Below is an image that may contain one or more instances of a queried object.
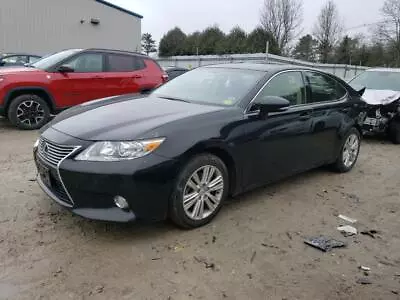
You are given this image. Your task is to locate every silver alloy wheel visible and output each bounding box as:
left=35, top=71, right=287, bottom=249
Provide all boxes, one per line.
left=16, top=100, right=45, bottom=126
left=183, top=165, right=224, bottom=221
left=342, top=133, right=359, bottom=168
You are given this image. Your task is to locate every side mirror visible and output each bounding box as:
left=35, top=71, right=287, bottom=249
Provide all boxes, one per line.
left=57, top=65, right=74, bottom=73
left=251, top=96, right=290, bottom=116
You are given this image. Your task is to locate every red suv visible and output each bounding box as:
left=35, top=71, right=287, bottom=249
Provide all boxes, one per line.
left=0, top=49, right=167, bottom=130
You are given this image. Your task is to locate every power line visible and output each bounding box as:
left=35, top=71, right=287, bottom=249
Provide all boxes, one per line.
left=345, top=20, right=392, bottom=31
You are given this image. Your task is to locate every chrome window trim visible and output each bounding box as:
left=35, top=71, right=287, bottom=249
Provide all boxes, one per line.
left=244, top=69, right=349, bottom=116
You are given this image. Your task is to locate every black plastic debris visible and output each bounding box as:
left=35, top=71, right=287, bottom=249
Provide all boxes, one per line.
left=304, top=236, right=347, bottom=252
left=360, top=229, right=379, bottom=239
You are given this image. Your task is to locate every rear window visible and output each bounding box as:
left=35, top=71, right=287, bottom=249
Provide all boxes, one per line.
left=107, top=54, right=145, bottom=72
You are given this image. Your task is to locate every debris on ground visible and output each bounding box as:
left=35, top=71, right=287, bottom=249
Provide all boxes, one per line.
left=247, top=273, right=253, bottom=279
left=261, top=243, right=279, bottom=249
left=212, top=236, right=216, bottom=243
left=286, top=232, right=293, bottom=240
left=338, top=214, right=358, bottom=224
left=356, top=277, right=372, bottom=285
left=337, top=225, right=358, bottom=237
left=392, top=291, right=399, bottom=295
left=194, top=256, right=216, bottom=270
left=304, top=236, right=347, bottom=252
left=360, top=229, right=379, bottom=239
left=250, top=251, right=257, bottom=263
left=359, top=266, right=371, bottom=272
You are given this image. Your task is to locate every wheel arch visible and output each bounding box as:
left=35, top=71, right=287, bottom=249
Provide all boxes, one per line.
left=4, top=87, right=56, bottom=113
left=179, top=144, right=239, bottom=196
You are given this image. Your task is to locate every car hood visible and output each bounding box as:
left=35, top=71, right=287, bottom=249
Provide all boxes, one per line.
left=0, top=66, right=42, bottom=75
left=49, top=95, right=225, bottom=141
left=362, top=89, right=400, bottom=105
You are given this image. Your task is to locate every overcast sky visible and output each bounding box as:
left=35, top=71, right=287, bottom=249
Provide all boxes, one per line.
left=109, top=0, right=385, bottom=43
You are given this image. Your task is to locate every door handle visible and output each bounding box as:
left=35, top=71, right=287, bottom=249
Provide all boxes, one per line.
left=299, top=111, right=312, bottom=120
left=132, top=74, right=142, bottom=79
left=94, top=75, right=104, bottom=79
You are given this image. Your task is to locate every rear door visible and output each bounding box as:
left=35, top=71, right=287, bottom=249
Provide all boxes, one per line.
left=303, top=71, right=350, bottom=165
left=103, top=54, right=150, bottom=96
left=241, top=71, right=315, bottom=188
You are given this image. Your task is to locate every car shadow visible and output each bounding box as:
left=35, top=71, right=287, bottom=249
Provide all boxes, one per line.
left=53, top=167, right=332, bottom=244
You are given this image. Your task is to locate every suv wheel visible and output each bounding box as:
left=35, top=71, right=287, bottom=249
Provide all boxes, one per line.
left=169, top=154, right=229, bottom=229
left=8, top=94, right=50, bottom=130
left=389, top=120, right=400, bottom=144
left=333, top=128, right=361, bottom=173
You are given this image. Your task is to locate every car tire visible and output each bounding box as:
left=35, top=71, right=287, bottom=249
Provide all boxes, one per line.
left=8, top=94, right=50, bottom=130
left=389, top=120, right=400, bottom=144
left=169, top=154, right=229, bottom=229
left=332, top=128, right=361, bottom=173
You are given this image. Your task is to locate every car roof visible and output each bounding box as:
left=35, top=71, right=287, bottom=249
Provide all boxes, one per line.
left=165, top=67, right=189, bottom=71
left=366, top=67, right=400, bottom=73
left=1, top=53, right=41, bottom=57
left=205, top=63, right=318, bottom=73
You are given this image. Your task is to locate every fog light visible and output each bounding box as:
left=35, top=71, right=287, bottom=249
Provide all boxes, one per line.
left=114, top=196, right=129, bottom=209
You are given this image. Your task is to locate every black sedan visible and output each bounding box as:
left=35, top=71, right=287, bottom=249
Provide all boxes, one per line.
left=34, top=64, right=366, bottom=228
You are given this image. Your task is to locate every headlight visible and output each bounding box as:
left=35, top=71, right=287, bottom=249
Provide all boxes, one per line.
left=75, top=138, right=165, bottom=161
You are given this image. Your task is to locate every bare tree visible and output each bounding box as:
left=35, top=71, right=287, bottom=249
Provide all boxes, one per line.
left=314, top=0, right=342, bottom=63
left=260, top=0, right=303, bottom=54
left=376, top=0, right=400, bottom=65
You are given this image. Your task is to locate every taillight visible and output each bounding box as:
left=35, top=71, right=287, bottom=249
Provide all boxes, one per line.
left=162, top=73, right=169, bottom=83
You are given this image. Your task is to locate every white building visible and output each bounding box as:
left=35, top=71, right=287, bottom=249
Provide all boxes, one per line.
left=0, top=0, right=142, bottom=55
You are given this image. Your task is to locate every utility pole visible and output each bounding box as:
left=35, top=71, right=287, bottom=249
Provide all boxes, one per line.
left=265, top=41, right=269, bottom=62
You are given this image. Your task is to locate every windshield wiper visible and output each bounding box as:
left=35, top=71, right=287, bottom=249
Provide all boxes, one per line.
left=158, top=96, right=190, bottom=103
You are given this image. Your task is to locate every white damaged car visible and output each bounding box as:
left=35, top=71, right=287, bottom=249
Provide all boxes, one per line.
left=349, top=68, right=400, bottom=144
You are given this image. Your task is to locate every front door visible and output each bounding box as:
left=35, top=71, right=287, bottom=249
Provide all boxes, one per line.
left=241, top=71, right=314, bottom=189
left=49, top=52, right=106, bottom=107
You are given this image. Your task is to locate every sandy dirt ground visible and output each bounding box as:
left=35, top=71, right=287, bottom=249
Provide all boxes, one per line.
left=0, top=117, right=399, bottom=300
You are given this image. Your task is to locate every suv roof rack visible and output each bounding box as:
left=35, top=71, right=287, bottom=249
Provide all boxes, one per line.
left=85, top=48, right=147, bottom=57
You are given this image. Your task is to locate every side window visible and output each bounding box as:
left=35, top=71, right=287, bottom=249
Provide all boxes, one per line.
left=64, top=53, right=104, bottom=73
left=134, top=57, right=146, bottom=70
left=107, top=54, right=145, bottom=72
left=305, top=71, right=347, bottom=103
left=256, top=71, right=306, bottom=106
left=2, top=55, right=27, bottom=65
left=29, top=56, right=40, bottom=64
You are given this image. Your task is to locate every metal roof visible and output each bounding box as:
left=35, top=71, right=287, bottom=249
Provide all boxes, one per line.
left=366, top=67, right=400, bottom=73
left=95, top=0, right=143, bottom=19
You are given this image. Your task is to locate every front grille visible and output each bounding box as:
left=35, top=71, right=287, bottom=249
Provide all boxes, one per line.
left=38, top=138, right=78, bottom=167
left=49, top=173, right=72, bottom=205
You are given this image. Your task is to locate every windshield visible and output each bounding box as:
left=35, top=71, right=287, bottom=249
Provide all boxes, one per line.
left=153, top=67, right=265, bottom=106
left=349, top=71, right=400, bottom=91
left=31, top=49, right=81, bottom=70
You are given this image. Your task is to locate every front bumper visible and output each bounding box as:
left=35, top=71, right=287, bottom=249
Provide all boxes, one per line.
left=34, top=128, right=180, bottom=222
